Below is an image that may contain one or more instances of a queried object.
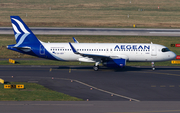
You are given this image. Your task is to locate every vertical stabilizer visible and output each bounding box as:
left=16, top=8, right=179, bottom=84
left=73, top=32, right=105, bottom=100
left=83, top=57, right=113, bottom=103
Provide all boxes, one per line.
left=10, top=16, right=40, bottom=47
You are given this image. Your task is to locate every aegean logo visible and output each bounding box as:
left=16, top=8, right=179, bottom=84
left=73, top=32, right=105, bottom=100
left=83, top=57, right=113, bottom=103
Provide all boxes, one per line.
left=114, top=45, right=150, bottom=50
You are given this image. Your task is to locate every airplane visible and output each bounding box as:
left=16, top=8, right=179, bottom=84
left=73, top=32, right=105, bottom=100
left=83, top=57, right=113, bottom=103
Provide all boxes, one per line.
left=7, top=16, right=176, bottom=71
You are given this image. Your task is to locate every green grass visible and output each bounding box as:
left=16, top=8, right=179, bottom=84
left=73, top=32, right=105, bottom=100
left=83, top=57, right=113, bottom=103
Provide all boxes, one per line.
left=0, top=82, right=82, bottom=101
left=1, top=0, right=180, bottom=27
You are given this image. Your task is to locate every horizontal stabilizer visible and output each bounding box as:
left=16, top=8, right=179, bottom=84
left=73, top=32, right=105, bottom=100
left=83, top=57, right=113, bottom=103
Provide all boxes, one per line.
left=12, top=46, right=31, bottom=52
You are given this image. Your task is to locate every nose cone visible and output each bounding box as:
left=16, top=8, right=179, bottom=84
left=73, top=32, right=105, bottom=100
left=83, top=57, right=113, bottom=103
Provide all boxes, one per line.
left=171, top=52, right=176, bottom=59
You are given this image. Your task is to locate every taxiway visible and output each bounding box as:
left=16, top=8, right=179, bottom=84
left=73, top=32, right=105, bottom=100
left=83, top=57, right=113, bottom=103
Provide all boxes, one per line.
left=0, top=65, right=180, bottom=101
left=1, top=65, right=180, bottom=113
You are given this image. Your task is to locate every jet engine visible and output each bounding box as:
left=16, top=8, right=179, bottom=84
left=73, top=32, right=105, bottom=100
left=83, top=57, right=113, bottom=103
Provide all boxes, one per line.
left=102, top=59, right=126, bottom=68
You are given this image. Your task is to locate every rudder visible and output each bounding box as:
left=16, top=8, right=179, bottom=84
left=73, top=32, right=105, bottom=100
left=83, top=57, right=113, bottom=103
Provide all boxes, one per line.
left=10, top=16, right=40, bottom=47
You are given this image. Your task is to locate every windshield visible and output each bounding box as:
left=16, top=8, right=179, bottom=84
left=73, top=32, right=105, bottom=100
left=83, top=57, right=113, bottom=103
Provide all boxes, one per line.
left=162, top=48, right=170, bottom=52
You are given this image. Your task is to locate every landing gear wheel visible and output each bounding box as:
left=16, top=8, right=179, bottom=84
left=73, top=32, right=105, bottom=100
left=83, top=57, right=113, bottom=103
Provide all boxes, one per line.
left=151, top=62, right=155, bottom=71
left=93, top=65, right=99, bottom=71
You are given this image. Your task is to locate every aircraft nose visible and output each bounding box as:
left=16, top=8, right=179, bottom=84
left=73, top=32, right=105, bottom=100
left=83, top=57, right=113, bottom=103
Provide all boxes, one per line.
left=171, top=52, right=176, bottom=59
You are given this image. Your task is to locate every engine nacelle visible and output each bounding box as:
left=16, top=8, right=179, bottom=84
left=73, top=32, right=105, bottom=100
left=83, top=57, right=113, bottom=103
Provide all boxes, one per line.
left=103, top=59, right=126, bottom=68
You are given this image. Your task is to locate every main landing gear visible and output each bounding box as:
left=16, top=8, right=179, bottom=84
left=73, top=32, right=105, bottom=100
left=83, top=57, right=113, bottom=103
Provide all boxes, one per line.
left=93, top=62, right=100, bottom=71
left=151, top=62, right=155, bottom=71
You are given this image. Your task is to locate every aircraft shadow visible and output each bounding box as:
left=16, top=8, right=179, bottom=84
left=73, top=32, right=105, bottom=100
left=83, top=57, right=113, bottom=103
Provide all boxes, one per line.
left=113, top=66, right=180, bottom=72
left=53, top=66, right=180, bottom=72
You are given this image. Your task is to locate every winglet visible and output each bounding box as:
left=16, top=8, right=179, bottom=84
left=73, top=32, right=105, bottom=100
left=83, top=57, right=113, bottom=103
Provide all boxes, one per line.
left=69, top=42, right=79, bottom=54
left=72, top=37, right=79, bottom=43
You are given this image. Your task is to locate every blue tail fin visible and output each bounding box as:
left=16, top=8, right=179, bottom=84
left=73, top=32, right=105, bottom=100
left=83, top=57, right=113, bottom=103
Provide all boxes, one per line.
left=10, top=16, right=40, bottom=47
left=8, top=16, right=62, bottom=61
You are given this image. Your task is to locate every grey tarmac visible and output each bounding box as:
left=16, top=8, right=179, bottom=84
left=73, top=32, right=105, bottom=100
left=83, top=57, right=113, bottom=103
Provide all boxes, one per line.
left=0, top=101, right=180, bottom=113
left=0, top=65, right=180, bottom=101
left=0, top=65, right=180, bottom=113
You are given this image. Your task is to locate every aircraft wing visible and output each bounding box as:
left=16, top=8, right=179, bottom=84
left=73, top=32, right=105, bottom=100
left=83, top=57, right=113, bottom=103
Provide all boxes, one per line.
left=69, top=42, right=128, bottom=60
left=69, top=42, right=108, bottom=58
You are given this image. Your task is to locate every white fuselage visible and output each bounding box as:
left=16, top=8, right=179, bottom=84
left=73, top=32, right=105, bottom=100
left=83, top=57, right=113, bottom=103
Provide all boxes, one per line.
left=41, top=43, right=176, bottom=62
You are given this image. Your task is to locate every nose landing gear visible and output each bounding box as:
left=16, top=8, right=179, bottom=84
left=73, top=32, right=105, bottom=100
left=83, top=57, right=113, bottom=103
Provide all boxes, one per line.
left=151, top=62, right=155, bottom=71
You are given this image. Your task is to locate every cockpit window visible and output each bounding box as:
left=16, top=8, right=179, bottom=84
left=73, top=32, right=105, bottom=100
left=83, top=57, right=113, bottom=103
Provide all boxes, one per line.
left=162, top=48, right=170, bottom=52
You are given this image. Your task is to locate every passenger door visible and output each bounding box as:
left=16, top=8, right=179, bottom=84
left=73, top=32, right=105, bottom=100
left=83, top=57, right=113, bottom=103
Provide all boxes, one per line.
left=151, top=45, right=157, bottom=56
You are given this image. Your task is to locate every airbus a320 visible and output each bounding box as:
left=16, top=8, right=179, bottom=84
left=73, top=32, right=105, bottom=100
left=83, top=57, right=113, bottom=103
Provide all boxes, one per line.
left=7, top=16, right=176, bottom=71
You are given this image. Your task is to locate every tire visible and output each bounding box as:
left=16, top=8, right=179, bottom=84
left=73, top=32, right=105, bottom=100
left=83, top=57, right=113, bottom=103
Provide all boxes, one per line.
left=93, top=66, right=99, bottom=71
